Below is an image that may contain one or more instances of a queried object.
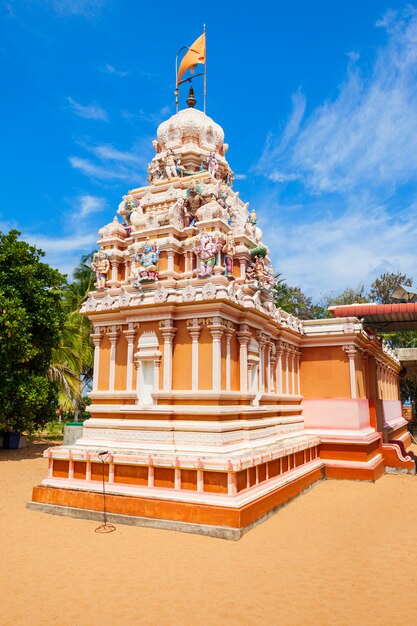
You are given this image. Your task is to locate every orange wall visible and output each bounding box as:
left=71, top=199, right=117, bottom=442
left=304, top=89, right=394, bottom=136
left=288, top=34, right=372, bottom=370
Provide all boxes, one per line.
left=158, top=251, right=168, bottom=272
left=98, top=334, right=110, bottom=391
left=221, top=334, right=226, bottom=390
left=230, top=330, right=240, bottom=391
left=115, top=328, right=128, bottom=391
left=300, top=346, right=350, bottom=398
left=354, top=352, right=366, bottom=399
left=199, top=324, right=212, bottom=390
left=172, top=320, right=192, bottom=390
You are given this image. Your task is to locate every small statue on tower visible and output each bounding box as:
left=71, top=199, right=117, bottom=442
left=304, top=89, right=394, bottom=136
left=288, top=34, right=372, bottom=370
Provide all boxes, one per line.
left=192, top=231, right=222, bottom=277
left=118, top=193, right=139, bottom=226
left=134, top=239, right=160, bottom=282
left=91, top=250, right=110, bottom=290
left=222, top=236, right=236, bottom=277
left=183, top=181, right=206, bottom=227
left=224, top=167, right=234, bottom=187
left=164, top=152, right=178, bottom=179
left=206, top=151, right=219, bottom=177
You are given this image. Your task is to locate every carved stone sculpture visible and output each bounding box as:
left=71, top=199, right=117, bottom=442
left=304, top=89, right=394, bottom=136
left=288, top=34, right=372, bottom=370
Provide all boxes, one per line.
left=183, top=181, right=206, bottom=227
left=91, top=250, right=110, bottom=290
left=192, top=231, right=222, bottom=277
left=134, top=240, right=160, bottom=282
left=222, top=236, right=236, bottom=276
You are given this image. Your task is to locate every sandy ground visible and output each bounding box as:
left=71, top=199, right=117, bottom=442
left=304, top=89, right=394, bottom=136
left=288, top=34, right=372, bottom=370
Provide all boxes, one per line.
left=1, top=442, right=417, bottom=626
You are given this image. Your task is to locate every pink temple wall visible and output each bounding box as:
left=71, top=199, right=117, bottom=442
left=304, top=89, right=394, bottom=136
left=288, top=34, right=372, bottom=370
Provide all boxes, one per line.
left=302, top=398, right=371, bottom=431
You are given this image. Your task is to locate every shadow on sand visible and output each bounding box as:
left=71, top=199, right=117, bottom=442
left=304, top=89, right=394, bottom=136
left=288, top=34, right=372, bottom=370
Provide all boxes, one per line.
left=0, top=438, right=63, bottom=462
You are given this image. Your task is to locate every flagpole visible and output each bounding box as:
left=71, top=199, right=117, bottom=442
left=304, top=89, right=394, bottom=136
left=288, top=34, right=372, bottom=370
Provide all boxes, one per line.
left=203, top=24, right=207, bottom=114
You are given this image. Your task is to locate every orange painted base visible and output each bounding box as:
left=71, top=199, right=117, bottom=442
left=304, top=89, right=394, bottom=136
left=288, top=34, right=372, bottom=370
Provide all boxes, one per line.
left=325, top=461, right=385, bottom=481
left=31, top=466, right=324, bottom=531
left=320, top=437, right=385, bottom=481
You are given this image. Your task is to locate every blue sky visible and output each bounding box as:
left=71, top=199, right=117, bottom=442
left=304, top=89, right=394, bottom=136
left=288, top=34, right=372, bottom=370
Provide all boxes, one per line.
left=1, top=0, right=417, bottom=299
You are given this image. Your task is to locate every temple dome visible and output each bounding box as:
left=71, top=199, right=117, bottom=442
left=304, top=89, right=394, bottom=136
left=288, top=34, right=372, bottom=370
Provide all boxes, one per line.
left=155, top=107, right=226, bottom=155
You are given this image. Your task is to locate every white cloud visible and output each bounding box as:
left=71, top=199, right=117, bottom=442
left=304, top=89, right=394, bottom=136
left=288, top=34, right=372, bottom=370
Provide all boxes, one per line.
left=123, top=105, right=172, bottom=125
left=252, top=7, right=417, bottom=299
left=91, top=144, right=142, bottom=163
left=67, top=97, right=108, bottom=121
left=69, top=156, right=134, bottom=181
left=23, top=231, right=99, bottom=278
left=101, top=63, right=128, bottom=77
left=234, top=174, right=247, bottom=180
left=41, top=0, right=106, bottom=18
left=267, top=172, right=298, bottom=183
left=69, top=137, right=153, bottom=183
left=257, top=7, right=417, bottom=195
left=263, top=198, right=417, bottom=298
left=78, top=194, right=105, bottom=218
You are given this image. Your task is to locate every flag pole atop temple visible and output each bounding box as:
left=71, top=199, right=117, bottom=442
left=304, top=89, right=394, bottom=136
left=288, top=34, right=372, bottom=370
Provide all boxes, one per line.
left=175, top=27, right=206, bottom=113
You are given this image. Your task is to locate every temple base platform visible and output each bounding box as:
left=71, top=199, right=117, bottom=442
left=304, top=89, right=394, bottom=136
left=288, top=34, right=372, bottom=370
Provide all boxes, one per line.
left=29, top=464, right=323, bottom=540
left=29, top=435, right=326, bottom=539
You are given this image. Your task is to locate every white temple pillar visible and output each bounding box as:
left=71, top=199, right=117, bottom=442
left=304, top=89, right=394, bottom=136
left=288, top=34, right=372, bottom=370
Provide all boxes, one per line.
left=270, top=355, right=276, bottom=393
left=107, top=327, right=119, bottom=392
left=159, top=320, right=177, bottom=391
left=237, top=324, right=251, bottom=394
left=362, top=352, right=370, bottom=399
left=343, top=345, right=357, bottom=399
left=225, top=327, right=235, bottom=391
left=257, top=333, right=266, bottom=394
left=110, top=260, right=119, bottom=283
left=167, top=250, right=175, bottom=274
left=184, top=251, right=191, bottom=274
left=291, top=348, right=296, bottom=396
left=90, top=328, right=103, bottom=392
left=239, top=259, right=246, bottom=281
left=285, top=345, right=290, bottom=395
left=296, top=350, right=301, bottom=395
left=209, top=317, right=224, bottom=392
left=187, top=319, right=202, bottom=391
left=124, top=323, right=137, bottom=391
left=276, top=343, right=283, bottom=395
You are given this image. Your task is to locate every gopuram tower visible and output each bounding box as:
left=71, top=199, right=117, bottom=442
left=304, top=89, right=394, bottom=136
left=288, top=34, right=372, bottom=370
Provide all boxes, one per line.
left=30, top=84, right=410, bottom=538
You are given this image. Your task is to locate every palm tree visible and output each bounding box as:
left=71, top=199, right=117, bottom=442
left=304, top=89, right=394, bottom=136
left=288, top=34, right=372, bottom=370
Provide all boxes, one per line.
left=48, top=253, right=95, bottom=413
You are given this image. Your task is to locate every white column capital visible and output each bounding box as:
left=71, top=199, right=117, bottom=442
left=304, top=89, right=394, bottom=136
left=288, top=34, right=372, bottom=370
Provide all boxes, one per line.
left=343, top=344, right=357, bottom=359
left=159, top=320, right=177, bottom=342
left=90, top=330, right=103, bottom=348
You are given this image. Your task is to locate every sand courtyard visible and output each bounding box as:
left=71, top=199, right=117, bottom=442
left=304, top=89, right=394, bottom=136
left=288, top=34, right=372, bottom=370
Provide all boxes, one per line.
left=0, top=440, right=416, bottom=626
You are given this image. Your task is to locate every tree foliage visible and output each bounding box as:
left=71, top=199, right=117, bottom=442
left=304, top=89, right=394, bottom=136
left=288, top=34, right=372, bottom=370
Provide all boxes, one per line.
left=49, top=253, right=95, bottom=413
left=368, top=271, right=413, bottom=304
left=0, top=230, right=66, bottom=432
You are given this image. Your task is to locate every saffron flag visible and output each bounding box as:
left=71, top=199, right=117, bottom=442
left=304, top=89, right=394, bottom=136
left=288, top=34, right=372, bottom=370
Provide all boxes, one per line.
left=176, top=33, right=206, bottom=87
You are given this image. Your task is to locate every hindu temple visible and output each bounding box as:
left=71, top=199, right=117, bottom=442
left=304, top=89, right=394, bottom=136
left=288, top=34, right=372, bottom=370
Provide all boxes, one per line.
left=29, top=83, right=414, bottom=539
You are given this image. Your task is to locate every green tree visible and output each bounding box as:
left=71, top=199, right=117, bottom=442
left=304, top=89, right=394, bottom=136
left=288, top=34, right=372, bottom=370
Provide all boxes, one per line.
left=273, top=274, right=320, bottom=320
left=368, top=271, right=413, bottom=304
left=49, top=253, right=95, bottom=413
left=0, top=230, right=66, bottom=433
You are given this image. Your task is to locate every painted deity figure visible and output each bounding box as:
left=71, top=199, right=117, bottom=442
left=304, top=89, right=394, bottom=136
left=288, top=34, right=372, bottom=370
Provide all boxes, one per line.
left=118, top=193, right=139, bottom=226
left=222, top=237, right=236, bottom=276
left=193, top=231, right=222, bottom=277
left=183, top=181, right=206, bottom=227
left=91, top=250, right=110, bottom=289
left=245, top=254, right=276, bottom=290
left=148, top=160, right=163, bottom=182
left=248, top=209, right=257, bottom=226
left=169, top=196, right=185, bottom=229
left=206, top=151, right=219, bottom=177
left=134, top=240, right=160, bottom=282
left=216, top=181, right=229, bottom=210
left=164, top=152, right=177, bottom=179
left=225, top=167, right=234, bottom=187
